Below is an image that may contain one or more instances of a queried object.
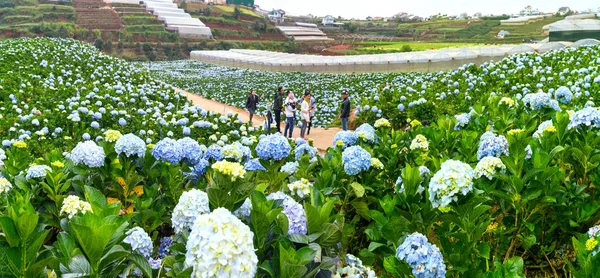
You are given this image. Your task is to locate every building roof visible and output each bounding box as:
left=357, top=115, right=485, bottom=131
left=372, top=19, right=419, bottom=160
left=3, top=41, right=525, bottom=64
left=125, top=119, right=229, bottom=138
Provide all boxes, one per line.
left=558, top=7, right=570, bottom=12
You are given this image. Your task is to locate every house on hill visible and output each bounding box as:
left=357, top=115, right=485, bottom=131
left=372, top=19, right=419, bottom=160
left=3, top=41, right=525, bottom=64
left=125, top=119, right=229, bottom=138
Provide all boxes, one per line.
left=558, top=7, right=571, bottom=16
left=268, top=9, right=285, bottom=24
left=322, top=15, right=335, bottom=25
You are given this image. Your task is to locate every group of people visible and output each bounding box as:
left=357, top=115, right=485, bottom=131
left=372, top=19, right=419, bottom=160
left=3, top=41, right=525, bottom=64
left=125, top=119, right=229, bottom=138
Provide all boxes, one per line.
left=245, top=87, right=351, bottom=139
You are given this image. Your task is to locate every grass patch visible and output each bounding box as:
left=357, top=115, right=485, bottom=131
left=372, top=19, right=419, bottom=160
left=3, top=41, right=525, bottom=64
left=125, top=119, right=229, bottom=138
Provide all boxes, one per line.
left=356, top=42, right=480, bottom=52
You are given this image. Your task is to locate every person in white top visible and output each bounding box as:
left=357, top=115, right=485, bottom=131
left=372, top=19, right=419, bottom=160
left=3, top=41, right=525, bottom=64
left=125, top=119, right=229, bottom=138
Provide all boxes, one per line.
left=300, top=91, right=311, bottom=139
left=283, top=91, right=297, bottom=138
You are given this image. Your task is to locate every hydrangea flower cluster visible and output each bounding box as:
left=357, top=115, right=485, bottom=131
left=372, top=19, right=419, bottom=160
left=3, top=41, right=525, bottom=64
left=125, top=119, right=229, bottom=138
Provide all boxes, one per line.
left=70, top=141, right=106, bottom=168
left=267, top=192, right=307, bottom=235
left=172, top=189, right=210, bottom=234
left=60, top=195, right=92, bottom=219
left=332, top=131, right=358, bottom=149
left=332, top=254, right=376, bottom=278
left=244, top=158, right=266, bottom=171
left=410, top=134, right=429, bottom=151
left=396, top=232, right=446, bottom=278
left=287, top=178, right=311, bottom=198
left=533, top=120, right=555, bottom=139
left=158, top=237, right=174, bottom=259
left=192, top=158, right=210, bottom=178
left=255, top=134, right=291, bottom=161
left=152, top=138, right=183, bottom=164
left=294, top=143, right=318, bottom=160
left=374, top=118, right=391, bottom=128
left=281, top=161, right=299, bottom=175
left=475, top=157, right=506, bottom=180
left=26, top=165, right=51, bottom=179
left=586, top=225, right=600, bottom=256
left=211, top=161, right=246, bottom=181
left=233, top=198, right=252, bottom=219
left=499, top=97, right=515, bottom=107
left=114, top=133, right=146, bottom=158
left=0, top=175, right=12, bottom=194
left=204, top=144, right=223, bottom=161
left=124, top=227, right=153, bottom=258
left=342, top=146, right=372, bottom=176
left=177, top=137, right=204, bottom=165
left=568, top=107, right=600, bottom=129
left=554, top=86, right=573, bottom=104
left=221, top=142, right=245, bottom=162
left=104, top=130, right=122, bottom=142
left=185, top=208, right=258, bottom=278
left=371, top=158, right=384, bottom=169
left=355, top=123, right=376, bottom=143
left=477, top=131, right=509, bottom=160
left=454, top=112, right=472, bottom=130
left=522, top=92, right=561, bottom=111
left=428, top=160, right=475, bottom=208
left=525, top=145, right=532, bottom=160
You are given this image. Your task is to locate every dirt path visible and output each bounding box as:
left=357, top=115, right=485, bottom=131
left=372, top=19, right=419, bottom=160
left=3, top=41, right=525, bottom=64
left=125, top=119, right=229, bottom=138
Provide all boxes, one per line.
left=180, top=90, right=341, bottom=152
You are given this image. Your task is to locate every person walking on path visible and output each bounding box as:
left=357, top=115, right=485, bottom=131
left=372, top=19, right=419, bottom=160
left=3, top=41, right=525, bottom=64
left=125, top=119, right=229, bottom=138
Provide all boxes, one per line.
left=340, top=90, right=350, bottom=131
left=273, top=87, right=284, bottom=134
left=307, top=92, right=316, bottom=135
left=283, top=91, right=297, bottom=138
left=300, top=91, right=311, bottom=139
left=245, top=89, right=262, bottom=123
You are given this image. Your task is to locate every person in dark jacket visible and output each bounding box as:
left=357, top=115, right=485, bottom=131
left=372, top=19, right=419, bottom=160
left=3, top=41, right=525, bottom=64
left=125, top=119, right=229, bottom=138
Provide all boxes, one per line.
left=245, top=89, right=260, bottom=123
left=340, top=90, right=350, bottom=131
left=273, top=87, right=284, bottom=133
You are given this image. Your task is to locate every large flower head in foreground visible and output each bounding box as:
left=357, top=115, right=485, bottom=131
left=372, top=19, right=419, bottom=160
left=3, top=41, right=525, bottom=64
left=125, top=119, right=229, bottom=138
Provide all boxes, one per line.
left=428, top=159, right=475, bottom=208
left=185, top=208, right=258, bottom=278
left=177, top=137, right=204, bottom=165
left=475, top=156, right=506, bottom=180
left=568, top=107, right=600, bottom=130
left=267, top=192, right=307, bottom=235
left=70, top=141, right=106, bottom=168
left=396, top=232, right=446, bottom=278
left=152, top=138, right=183, bottom=164
left=211, top=161, right=246, bottom=181
left=124, top=227, right=153, bottom=258
left=342, top=146, right=372, bottom=176
left=477, top=131, right=509, bottom=160
left=172, top=189, right=210, bottom=235
left=332, top=131, right=358, bottom=149
left=256, top=134, right=291, bottom=161
left=60, top=195, right=92, bottom=219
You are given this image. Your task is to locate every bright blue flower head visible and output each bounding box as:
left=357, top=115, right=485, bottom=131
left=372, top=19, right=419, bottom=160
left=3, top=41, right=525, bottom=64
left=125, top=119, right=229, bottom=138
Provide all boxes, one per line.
left=152, top=138, right=183, bottom=164
left=554, top=86, right=572, bottom=104
left=124, top=227, right=153, bottom=259
left=568, top=107, right=600, bottom=129
left=294, top=144, right=318, bottom=160
left=71, top=141, right=106, bottom=168
left=396, top=232, right=446, bottom=278
left=193, top=158, right=210, bottom=177
left=332, top=131, right=358, bottom=148
left=26, top=165, right=51, bottom=179
left=177, top=137, right=203, bottom=165
left=477, top=131, right=509, bottom=160
left=342, top=146, right=372, bottom=176
left=355, top=123, right=376, bottom=143
left=244, top=158, right=266, bottom=171
left=115, top=133, right=146, bottom=158
left=256, top=134, right=291, bottom=161
left=203, top=145, right=223, bottom=161
left=267, top=192, right=307, bottom=235
left=118, top=118, right=127, bottom=126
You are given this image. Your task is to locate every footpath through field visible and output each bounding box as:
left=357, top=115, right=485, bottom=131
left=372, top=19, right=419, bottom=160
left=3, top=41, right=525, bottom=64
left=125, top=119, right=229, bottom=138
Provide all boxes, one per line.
left=180, top=90, right=340, bottom=152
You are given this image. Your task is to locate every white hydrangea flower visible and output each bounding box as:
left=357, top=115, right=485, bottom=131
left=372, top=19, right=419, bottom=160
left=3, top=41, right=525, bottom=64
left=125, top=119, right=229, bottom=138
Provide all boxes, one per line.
left=287, top=178, right=312, bottom=198
left=475, top=156, right=506, bottom=180
left=185, top=208, right=258, bottom=278
left=124, top=227, right=153, bottom=258
left=172, top=189, right=210, bottom=234
left=410, top=134, right=429, bottom=151
left=0, top=176, right=12, bottom=194
left=60, top=195, right=92, bottom=219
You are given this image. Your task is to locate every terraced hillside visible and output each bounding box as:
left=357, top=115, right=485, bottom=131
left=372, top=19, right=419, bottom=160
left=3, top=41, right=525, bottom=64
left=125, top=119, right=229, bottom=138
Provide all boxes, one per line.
left=74, top=0, right=122, bottom=31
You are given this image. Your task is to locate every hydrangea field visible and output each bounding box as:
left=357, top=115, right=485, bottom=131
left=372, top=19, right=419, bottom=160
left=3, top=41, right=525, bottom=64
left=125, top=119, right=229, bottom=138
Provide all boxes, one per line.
left=3, top=37, right=600, bottom=278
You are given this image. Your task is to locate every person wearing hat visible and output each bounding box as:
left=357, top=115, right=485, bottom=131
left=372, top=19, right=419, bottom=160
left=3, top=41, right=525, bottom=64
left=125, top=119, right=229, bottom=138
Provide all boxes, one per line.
left=300, top=90, right=311, bottom=139
left=340, top=90, right=350, bottom=131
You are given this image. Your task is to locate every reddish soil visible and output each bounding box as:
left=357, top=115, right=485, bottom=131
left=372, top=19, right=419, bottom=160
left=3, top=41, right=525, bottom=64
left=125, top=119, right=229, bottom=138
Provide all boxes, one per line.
left=329, top=44, right=351, bottom=50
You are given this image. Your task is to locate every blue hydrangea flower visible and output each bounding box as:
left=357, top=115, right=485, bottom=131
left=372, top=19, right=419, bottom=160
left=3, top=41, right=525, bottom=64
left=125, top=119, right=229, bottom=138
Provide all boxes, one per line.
left=342, top=146, right=372, bottom=176
left=294, top=144, right=318, bottom=160
left=428, top=160, right=475, bottom=208
left=115, top=134, right=145, bottom=157
left=396, top=233, right=446, bottom=278
left=152, top=138, right=183, bottom=164
left=332, top=131, right=358, bottom=148
left=82, top=133, right=91, bottom=141
left=158, top=237, right=174, bottom=259
left=70, top=141, right=106, bottom=168
left=267, top=192, right=307, bottom=235
left=177, top=137, right=204, bottom=165
left=148, top=258, right=161, bottom=270
left=118, top=118, right=127, bottom=126
left=554, top=86, right=573, bottom=104
left=193, top=159, right=210, bottom=177
left=525, top=145, right=532, bottom=160
left=91, top=121, right=100, bottom=129
left=477, top=131, right=509, bottom=160
left=244, top=158, right=266, bottom=171
left=203, top=145, right=223, bottom=161
left=295, top=138, right=306, bottom=146
left=454, top=112, right=472, bottom=130
left=568, top=107, right=600, bottom=129
left=26, top=165, right=51, bottom=179
left=355, top=123, right=376, bottom=143
left=281, top=161, right=299, bottom=175
left=522, top=92, right=561, bottom=111
left=124, top=227, right=153, bottom=258
left=256, top=134, right=291, bottom=161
